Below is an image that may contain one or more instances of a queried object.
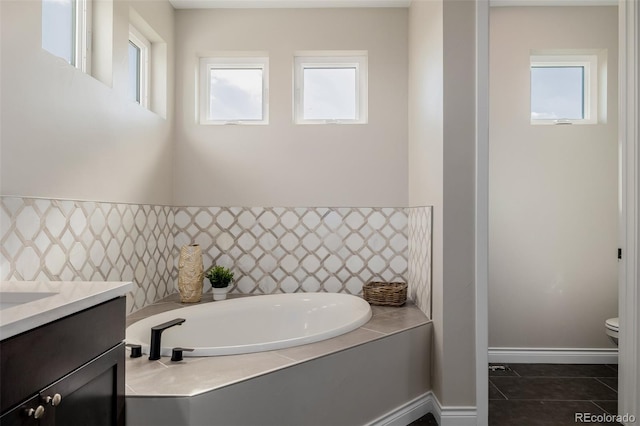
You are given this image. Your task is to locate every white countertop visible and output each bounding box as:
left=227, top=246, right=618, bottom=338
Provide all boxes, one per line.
left=0, top=281, right=133, bottom=340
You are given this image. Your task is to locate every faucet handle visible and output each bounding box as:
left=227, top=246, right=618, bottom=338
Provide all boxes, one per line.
left=170, top=347, right=194, bottom=362
left=126, top=343, right=143, bottom=358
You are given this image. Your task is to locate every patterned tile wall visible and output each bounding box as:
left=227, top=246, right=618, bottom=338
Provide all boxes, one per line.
left=408, top=206, right=432, bottom=317
left=1, top=197, right=432, bottom=315
left=174, top=207, right=409, bottom=295
left=0, top=197, right=175, bottom=313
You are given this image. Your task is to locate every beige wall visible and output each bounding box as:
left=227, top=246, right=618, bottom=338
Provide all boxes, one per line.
left=408, top=0, right=476, bottom=408
left=489, top=7, right=618, bottom=349
left=173, top=8, right=408, bottom=207
left=409, top=0, right=444, bottom=403
left=0, top=0, right=175, bottom=205
left=441, top=0, right=476, bottom=407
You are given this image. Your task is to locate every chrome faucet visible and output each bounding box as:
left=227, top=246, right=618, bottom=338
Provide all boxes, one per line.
left=149, top=318, right=186, bottom=360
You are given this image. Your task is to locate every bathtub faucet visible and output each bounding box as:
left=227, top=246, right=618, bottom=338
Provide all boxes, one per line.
left=149, top=318, right=186, bottom=360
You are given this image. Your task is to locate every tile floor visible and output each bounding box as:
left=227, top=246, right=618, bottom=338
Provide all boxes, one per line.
left=489, top=363, right=621, bottom=426
left=409, top=413, right=439, bottom=425
left=409, top=363, right=621, bottom=426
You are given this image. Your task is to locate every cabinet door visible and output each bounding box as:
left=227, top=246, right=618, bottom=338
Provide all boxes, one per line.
left=1, top=297, right=125, bottom=415
left=38, top=343, right=125, bottom=426
left=0, top=394, right=44, bottom=426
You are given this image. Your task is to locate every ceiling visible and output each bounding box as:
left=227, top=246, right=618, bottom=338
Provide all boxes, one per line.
left=168, top=0, right=617, bottom=8
left=168, top=0, right=411, bottom=8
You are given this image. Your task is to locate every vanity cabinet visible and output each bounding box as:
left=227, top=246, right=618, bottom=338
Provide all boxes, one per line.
left=0, top=297, right=126, bottom=426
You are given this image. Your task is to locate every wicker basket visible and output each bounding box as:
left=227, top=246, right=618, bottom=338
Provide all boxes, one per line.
left=362, top=282, right=407, bottom=306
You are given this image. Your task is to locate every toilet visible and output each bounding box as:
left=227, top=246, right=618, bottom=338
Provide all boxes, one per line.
left=605, top=317, right=619, bottom=346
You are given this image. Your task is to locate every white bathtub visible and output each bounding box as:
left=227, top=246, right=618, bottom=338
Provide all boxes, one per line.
left=125, top=292, right=372, bottom=357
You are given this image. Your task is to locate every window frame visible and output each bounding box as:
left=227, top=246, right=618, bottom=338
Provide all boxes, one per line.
left=199, top=56, right=270, bottom=125
left=128, top=24, right=150, bottom=108
left=41, top=0, right=91, bottom=73
left=293, top=54, right=368, bottom=125
left=530, top=54, right=598, bottom=125
left=75, top=0, right=91, bottom=73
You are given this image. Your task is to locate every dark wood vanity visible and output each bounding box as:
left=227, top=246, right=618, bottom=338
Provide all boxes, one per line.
left=0, top=297, right=126, bottom=426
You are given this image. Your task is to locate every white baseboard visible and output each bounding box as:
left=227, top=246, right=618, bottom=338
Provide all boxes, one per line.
left=429, top=394, right=477, bottom=426
left=366, top=392, right=434, bottom=426
left=489, top=347, right=619, bottom=364
left=367, top=391, right=477, bottom=426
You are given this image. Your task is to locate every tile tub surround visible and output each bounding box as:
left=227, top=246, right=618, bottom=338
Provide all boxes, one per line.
left=125, top=293, right=430, bottom=397
left=173, top=206, right=411, bottom=295
left=0, top=197, right=174, bottom=313
left=408, top=206, right=432, bottom=317
left=126, top=294, right=432, bottom=426
left=2, top=197, right=433, bottom=316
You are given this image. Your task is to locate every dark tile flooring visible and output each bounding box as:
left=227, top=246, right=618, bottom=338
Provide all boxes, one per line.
left=490, top=363, right=620, bottom=426
left=409, top=413, right=439, bottom=425
left=408, top=363, right=621, bottom=426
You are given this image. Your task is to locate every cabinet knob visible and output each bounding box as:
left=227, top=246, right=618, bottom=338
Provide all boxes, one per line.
left=25, top=405, right=45, bottom=419
left=43, top=393, right=62, bottom=406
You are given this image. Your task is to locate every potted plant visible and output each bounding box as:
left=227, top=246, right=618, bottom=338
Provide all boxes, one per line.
left=205, top=265, right=234, bottom=301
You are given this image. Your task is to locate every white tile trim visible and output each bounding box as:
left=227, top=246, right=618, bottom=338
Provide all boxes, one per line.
left=488, top=347, right=619, bottom=364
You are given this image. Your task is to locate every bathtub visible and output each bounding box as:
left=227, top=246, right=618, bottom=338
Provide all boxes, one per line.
left=125, top=292, right=372, bottom=357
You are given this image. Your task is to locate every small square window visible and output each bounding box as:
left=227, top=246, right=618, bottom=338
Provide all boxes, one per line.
left=530, top=54, right=597, bottom=125
left=199, top=57, right=269, bottom=125
left=531, top=66, right=584, bottom=120
left=294, top=53, right=368, bottom=124
left=303, top=67, right=357, bottom=120
left=42, top=0, right=91, bottom=72
left=128, top=25, right=150, bottom=108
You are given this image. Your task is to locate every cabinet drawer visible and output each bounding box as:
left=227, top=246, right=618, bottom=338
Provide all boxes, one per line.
left=0, top=297, right=125, bottom=414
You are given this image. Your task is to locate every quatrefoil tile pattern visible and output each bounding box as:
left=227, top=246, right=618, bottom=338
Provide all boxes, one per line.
left=408, top=206, right=432, bottom=317
left=174, top=207, right=409, bottom=295
left=0, top=197, right=175, bottom=313
left=1, top=197, right=432, bottom=316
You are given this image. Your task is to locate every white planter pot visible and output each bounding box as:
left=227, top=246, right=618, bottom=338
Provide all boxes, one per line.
left=212, top=287, right=229, bottom=301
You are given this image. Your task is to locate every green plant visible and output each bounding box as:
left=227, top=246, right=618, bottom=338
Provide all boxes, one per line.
left=205, top=265, right=234, bottom=288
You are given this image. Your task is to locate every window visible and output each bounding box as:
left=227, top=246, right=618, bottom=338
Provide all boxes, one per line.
left=41, top=0, right=91, bottom=72
left=199, top=57, right=269, bottom=125
left=294, top=53, right=368, bottom=124
left=530, top=54, right=598, bottom=125
left=128, top=25, right=150, bottom=107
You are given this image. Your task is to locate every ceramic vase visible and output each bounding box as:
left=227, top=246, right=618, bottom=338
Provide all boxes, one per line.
left=178, top=244, right=204, bottom=303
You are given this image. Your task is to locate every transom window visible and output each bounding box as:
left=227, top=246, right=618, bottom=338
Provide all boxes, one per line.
left=294, top=53, right=368, bottom=124
left=41, top=0, right=91, bottom=72
left=199, top=57, right=269, bottom=125
left=530, top=54, right=598, bottom=125
left=128, top=25, right=150, bottom=108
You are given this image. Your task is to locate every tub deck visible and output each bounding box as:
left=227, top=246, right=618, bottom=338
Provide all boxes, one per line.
left=125, top=292, right=430, bottom=398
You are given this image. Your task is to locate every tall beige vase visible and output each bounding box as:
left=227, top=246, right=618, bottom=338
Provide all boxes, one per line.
left=178, top=244, right=204, bottom=303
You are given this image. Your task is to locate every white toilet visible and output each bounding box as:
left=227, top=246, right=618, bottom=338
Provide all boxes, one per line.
left=605, top=317, right=619, bottom=346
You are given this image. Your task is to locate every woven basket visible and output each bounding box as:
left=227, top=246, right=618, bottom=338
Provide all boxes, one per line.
left=363, top=282, right=407, bottom=306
